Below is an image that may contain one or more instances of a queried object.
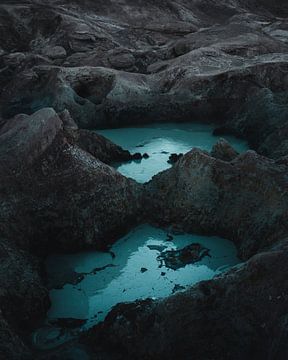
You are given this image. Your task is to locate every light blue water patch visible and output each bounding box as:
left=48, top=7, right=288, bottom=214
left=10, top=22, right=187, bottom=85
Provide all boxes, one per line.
left=33, top=225, right=241, bottom=350
left=97, top=122, right=248, bottom=183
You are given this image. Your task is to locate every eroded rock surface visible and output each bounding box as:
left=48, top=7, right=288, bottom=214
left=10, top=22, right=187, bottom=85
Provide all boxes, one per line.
left=0, top=108, right=142, bottom=252
left=145, top=149, right=288, bottom=259
left=0, top=1, right=288, bottom=157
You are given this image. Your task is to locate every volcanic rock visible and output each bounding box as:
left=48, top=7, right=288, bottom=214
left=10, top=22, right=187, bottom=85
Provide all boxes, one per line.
left=211, top=138, right=239, bottom=161
left=145, top=149, right=288, bottom=259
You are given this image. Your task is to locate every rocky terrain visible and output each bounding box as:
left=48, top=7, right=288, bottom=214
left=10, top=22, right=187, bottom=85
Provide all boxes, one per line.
left=1, top=0, right=288, bottom=359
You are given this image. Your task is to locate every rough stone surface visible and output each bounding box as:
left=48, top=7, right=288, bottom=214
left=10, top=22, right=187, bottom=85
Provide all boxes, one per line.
left=145, top=149, right=288, bottom=259
left=0, top=1, right=288, bottom=157
left=0, top=109, right=142, bottom=253
left=211, top=138, right=239, bottom=161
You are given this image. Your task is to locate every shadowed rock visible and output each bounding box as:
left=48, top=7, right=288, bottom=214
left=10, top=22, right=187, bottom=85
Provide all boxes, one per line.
left=211, top=138, right=239, bottom=161
left=0, top=109, right=143, bottom=253
left=145, top=149, right=288, bottom=259
left=157, top=243, right=210, bottom=270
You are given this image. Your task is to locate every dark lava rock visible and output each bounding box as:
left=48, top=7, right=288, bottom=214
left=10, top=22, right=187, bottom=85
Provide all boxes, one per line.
left=168, top=153, right=183, bottom=164
left=211, top=138, right=239, bottom=161
left=68, top=128, right=132, bottom=164
left=140, top=268, right=148, bottom=273
left=142, top=153, right=149, bottom=159
left=132, top=152, right=143, bottom=160
left=0, top=108, right=143, bottom=253
left=0, top=0, right=287, bottom=161
left=145, top=149, right=288, bottom=259
left=157, top=243, right=210, bottom=270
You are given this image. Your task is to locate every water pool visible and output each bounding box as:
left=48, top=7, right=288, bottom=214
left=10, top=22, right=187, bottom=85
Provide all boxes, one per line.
left=33, top=224, right=240, bottom=350
left=97, top=122, right=248, bottom=183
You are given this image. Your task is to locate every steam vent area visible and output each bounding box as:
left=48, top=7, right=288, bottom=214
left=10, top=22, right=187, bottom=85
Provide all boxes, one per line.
left=1, top=1, right=288, bottom=359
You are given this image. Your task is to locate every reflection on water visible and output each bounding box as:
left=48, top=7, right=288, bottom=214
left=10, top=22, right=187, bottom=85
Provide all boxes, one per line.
left=33, top=225, right=240, bottom=350
left=97, top=122, right=248, bottom=183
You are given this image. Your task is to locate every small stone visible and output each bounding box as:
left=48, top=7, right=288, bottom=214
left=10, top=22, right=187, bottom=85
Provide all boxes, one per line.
left=141, top=267, right=148, bottom=273
left=132, top=152, right=142, bottom=160
left=168, top=153, right=183, bottom=164
left=143, top=153, right=149, bottom=159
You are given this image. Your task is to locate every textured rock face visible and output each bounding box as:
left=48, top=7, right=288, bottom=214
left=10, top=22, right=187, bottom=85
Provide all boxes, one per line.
left=68, top=129, right=132, bottom=164
left=145, top=149, right=288, bottom=259
left=0, top=108, right=142, bottom=358
left=0, top=108, right=63, bottom=172
left=0, top=237, right=49, bottom=360
left=0, top=108, right=142, bottom=253
left=0, top=0, right=288, bottom=157
left=211, top=138, right=239, bottom=161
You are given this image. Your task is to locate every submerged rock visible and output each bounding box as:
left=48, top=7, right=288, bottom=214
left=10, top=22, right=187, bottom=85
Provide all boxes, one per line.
left=172, top=284, right=186, bottom=294
left=132, top=153, right=142, bottom=160
left=157, top=243, right=210, bottom=270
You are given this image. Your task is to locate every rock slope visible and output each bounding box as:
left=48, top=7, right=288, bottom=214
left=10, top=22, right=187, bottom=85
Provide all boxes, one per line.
left=0, top=1, right=288, bottom=156
left=83, top=148, right=288, bottom=360
left=0, top=108, right=142, bottom=359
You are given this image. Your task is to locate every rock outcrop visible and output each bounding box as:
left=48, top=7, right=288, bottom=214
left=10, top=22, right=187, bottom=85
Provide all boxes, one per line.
left=211, top=138, right=239, bottom=161
left=145, top=149, right=288, bottom=259
left=0, top=108, right=142, bottom=359
left=1, top=1, right=288, bottom=157
left=0, top=108, right=142, bottom=253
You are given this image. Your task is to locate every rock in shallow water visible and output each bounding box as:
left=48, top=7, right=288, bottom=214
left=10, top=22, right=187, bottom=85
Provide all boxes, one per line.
left=157, top=243, right=210, bottom=270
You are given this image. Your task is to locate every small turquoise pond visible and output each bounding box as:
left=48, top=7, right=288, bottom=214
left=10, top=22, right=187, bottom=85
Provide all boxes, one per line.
left=33, top=224, right=241, bottom=350
left=97, top=122, right=248, bottom=183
